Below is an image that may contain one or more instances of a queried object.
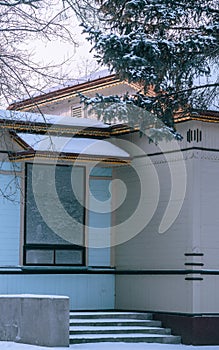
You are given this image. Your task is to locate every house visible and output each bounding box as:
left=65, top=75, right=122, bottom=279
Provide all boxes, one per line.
left=2, top=70, right=219, bottom=345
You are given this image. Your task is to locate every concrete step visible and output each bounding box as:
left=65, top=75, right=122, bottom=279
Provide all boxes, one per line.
left=70, top=325, right=172, bottom=335
left=69, top=333, right=181, bottom=344
left=69, top=318, right=162, bottom=327
left=69, top=311, right=181, bottom=345
left=70, top=311, right=153, bottom=320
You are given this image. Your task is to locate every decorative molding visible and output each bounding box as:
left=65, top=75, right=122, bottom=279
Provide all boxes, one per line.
left=132, top=147, right=219, bottom=165
left=1, top=122, right=112, bottom=137
left=1, top=119, right=139, bottom=137
left=8, top=78, right=123, bottom=111
left=176, top=113, right=219, bottom=124
left=9, top=151, right=131, bottom=166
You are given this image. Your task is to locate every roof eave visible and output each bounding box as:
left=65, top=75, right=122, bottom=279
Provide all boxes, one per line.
left=7, top=74, right=118, bottom=111
left=9, top=150, right=131, bottom=165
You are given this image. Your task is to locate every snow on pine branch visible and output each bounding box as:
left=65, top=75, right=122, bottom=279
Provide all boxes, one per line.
left=79, top=92, right=183, bottom=142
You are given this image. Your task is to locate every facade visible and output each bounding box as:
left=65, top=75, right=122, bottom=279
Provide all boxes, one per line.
left=2, top=70, right=219, bottom=344
left=0, top=108, right=130, bottom=311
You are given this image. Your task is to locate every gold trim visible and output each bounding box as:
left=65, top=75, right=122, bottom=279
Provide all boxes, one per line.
left=111, top=126, right=140, bottom=135
left=9, top=150, right=131, bottom=164
left=2, top=111, right=219, bottom=144
left=9, top=152, right=131, bottom=165
left=11, top=80, right=153, bottom=112
left=175, top=115, right=219, bottom=124
left=15, top=80, right=122, bottom=111
left=3, top=119, right=140, bottom=137
left=2, top=123, right=111, bottom=137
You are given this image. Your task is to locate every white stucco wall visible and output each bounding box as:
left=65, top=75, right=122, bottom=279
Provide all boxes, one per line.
left=27, top=82, right=137, bottom=118
left=114, top=120, right=219, bottom=314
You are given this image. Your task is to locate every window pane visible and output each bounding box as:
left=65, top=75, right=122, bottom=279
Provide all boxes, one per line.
left=55, top=250, right=83, bottom=265
left=90, top=167, right=112, bottom=177
left=26, top=250, right=54, bottom=264
left=25, top=164, right=85, bottom=246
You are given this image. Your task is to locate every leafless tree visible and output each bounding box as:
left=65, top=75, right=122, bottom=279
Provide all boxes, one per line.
left=0, top=0, right=78, bottom=107
left=0, top=0, right=82, bottom=200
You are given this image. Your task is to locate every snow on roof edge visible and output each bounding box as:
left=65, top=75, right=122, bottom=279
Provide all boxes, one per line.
left=16, top=133, right=130, bottom=158
left=0, top=109, right=112, bottom=129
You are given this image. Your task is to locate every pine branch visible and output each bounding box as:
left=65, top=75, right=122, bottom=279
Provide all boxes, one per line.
left=167, top=83, right=219, bottom=97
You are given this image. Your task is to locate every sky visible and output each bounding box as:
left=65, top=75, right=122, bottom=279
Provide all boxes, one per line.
left=30, top=31, right=96, bottom=75
left=27, top=12, right=99, bottom=81
left=1, top=342, right=219, bottom=350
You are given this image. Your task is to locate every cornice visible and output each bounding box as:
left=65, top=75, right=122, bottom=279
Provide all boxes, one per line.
left=132, top=147, right=219, bottom=165
left=175, top=111, right=219, bottom=124
left=8, top=150, right=131, bottom=166
left=7, top=75, right=126, bottom=111
left=1, top=120, right=111, bottom=137
left=0, top=118, right=139, bottom=138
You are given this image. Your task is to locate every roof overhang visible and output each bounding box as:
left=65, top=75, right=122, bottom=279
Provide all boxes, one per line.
left=9, top=132, right=131, bottom=165
left=0, top=110, right=137, bottom=137
left=7, top=74, right=120, bottom=111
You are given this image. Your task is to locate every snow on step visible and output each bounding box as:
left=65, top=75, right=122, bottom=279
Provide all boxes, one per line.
left=69, top=311, right=181, bottom=344
left=70, top=317, right=154, bottom=323
left=70, top=326, right=167, bottom=331
left=70, top=334, right=177, bottom=339
left=70, top=325, right=171, bottom=335
left=69, top=319, right=162, bottom=327
left=70, top=312, right=140, bottom=316
left=70, top=311, right=153, bottom=320
left=69, top=333, right=181, bottom=344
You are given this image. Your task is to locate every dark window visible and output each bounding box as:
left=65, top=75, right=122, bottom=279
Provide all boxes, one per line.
left=24, top=163, right=85, bottom=266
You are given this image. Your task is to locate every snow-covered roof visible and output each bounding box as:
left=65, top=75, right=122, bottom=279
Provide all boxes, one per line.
left=0, top=109, right=111, bottom=129
left=15, top=133, right=130, bottom=159
left=1, top=108, right=131, bottom=163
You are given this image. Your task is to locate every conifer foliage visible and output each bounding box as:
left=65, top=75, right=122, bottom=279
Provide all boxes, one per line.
left=74, top=0, right=219, bottom=138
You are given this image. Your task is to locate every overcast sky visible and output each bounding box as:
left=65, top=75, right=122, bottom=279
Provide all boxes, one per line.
left=28, top=14, right=98, bottom=81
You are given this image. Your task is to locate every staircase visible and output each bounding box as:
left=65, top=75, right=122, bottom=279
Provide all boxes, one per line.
left=69, top=311, right=181, bottom=344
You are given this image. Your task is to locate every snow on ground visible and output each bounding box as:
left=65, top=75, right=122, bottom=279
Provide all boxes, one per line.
left=1, top=342, right=219, bottom=350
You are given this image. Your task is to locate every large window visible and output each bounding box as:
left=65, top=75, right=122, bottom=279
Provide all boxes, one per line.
left=24, top=163, right=85, bottom=266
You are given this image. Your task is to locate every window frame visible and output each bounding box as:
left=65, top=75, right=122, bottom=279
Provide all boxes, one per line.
left=23, top=162, right=86, bottom=267
left=23, top=244, right=85, bottom=266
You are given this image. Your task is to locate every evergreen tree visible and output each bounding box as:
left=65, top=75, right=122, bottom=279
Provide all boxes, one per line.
left=70, top=0, right=219, bottom=139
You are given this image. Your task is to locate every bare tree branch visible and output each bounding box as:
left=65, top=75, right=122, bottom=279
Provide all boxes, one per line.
left=0, top=0, right=79, bottom=106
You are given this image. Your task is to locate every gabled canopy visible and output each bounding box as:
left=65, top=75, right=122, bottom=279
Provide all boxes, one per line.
left=10, top=132, right=130, bottom=164
left=1, top=109, right=131, bottom=165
